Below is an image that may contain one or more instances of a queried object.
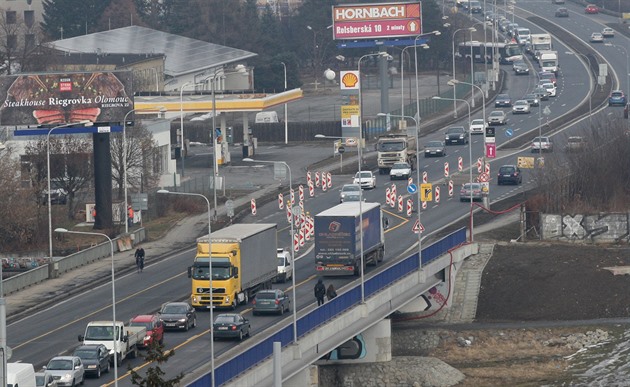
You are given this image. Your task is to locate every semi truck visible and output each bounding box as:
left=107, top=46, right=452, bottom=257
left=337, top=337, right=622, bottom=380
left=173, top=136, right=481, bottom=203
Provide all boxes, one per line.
left=189, top=223, right=277, bottom=309
left=530, top=34, right=552, bottom=59
left=315, top=202, right=385, bottom=276
left=78, top=321, right=146, bottom=366
left=376, top=132, right=417, bottom=175
left=538, top=51, right=559, bottom=74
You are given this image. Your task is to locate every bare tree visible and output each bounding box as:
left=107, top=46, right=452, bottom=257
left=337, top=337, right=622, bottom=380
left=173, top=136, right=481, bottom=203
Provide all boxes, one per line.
left=110, top=124, right=161, bottom=201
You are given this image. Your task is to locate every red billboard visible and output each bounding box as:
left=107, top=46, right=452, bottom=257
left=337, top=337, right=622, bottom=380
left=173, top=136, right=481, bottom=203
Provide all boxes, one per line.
left=332, top=1, right=422, bottom=40
left=0, top=71, right=133, bottom=126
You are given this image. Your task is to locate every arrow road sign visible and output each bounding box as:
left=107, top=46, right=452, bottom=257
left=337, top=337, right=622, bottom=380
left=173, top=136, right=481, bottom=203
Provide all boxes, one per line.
left=407, top=183, right=418, bottom=194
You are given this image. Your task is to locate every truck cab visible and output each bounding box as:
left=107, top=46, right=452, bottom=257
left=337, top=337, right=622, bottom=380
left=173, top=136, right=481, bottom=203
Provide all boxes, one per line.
left=376, top=133, right=416, bottom=174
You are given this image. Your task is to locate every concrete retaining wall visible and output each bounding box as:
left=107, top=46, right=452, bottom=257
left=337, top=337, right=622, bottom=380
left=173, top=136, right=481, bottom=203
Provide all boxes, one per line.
left=2, top=228, right=146, bottom=295
left=540, top=213, right=630, bottom=243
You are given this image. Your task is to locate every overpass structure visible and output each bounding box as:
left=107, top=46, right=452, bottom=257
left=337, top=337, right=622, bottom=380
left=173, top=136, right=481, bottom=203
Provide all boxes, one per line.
left=182, top=228, right=473, bottom=386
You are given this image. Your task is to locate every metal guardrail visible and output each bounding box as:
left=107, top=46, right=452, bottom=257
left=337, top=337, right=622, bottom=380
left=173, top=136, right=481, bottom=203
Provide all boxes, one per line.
left=189, top=227, right=467, bottom=386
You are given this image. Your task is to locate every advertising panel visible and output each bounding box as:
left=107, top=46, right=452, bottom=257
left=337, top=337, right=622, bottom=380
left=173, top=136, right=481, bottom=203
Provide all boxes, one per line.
left=0, top=71, right=133, bottom=126
left=332, top=1, right=422, bottom=40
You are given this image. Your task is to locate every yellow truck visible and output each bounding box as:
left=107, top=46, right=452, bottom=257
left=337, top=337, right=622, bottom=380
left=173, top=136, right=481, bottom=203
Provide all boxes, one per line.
left=188, top=223, right=278, bottom=309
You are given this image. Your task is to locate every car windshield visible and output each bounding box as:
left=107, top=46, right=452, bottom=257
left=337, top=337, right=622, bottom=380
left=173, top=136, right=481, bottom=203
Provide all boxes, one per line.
left=471, top=119, right=484, bottom=125
left=85, top=325, right=119, bottom=340
left=192, top=265, right=231, bottom=280
left=500, top=167, right=515, bottom=173
left=277, top=257, right=287, bottom=266
left=426, top=141, right=443, bottom=147
left=463, top=183, right=481, bottom=190
left=355, top=172, right=372, bottom=178
left=515, top=101, right=527, bottom=105
left=377, top=141, right=405, bottom=151
left=490, top=112, right=503, bottom=116
left=342, top=185, right=360, bottom=192
left=129, top=321, right=152, bottom=330
left=498, top=94, right=509, bottom=100
left=161, top=305, right=188, bottom=314
left=74, top=349, right=97, bottom=359
left=215, top=315, right=237, bottom=324
left=447, top=127, right=464, bottom=134
left=612, top=92, right=623, bottom=97
left=256, top=292, right=276, bottom=300
left=392, top=163, right=408, bottom=169
left=47, top=359, right=73, bottom=370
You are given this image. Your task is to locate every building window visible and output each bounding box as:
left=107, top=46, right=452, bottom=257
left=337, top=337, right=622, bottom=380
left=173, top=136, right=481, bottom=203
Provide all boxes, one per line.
left=7, top=35, right=17, bottom=50
left=6, top=11, right=16, bottom=24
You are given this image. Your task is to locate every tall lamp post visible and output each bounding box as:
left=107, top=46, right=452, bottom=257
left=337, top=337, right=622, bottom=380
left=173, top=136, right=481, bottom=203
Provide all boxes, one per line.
left=157, top=190, right=215, bottom=387
left=243, top=158, right=297, bottom=343
left=377, top=113, right=423, bottom=267
left=433, top=96, right=474, bottom=241
left=47, top=120, right=93, bottom=277
left=413, top=31, right=441, bottom=121
left=314, top=133, right=366, bottom=302
left=566, top=51, right=594, bottom=128
left=469, top=22, right=491, bottom=107
left=452, top=27, right=477, bottom=117
left=179, top=81, right=194, bottom=177
left=400, top=43, right=427, bottom=119
left=54, top=228, right=117, bottom=386
left=280, top=62, right=289, bottom=144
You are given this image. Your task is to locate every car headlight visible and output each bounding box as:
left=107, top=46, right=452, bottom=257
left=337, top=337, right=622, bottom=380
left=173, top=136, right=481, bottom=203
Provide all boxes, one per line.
left=459, top=134, right=464, bottom=139
left=87, top=364, right=97, bottom=369
left=178, top=318, right=186, bottom=323
left=144, top=335, right=151, bottom=341
left=62, top=373, right=72, bottom=381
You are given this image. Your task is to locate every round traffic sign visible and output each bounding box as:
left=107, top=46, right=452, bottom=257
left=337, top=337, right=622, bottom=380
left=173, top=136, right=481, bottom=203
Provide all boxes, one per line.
left=407, top=183, right=418, bottom=194
left=478, top=172, right=490, bottom=182
left=345, top=137, right=358, bottom=146
left=337, top=146, right=345, bottom=154
left=505, top=128, right=513, bottom=137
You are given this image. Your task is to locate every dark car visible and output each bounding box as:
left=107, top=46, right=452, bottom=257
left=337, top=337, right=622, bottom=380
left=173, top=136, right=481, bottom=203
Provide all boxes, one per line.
left=497, top=165, right=522, bottom=185
left=158, top=301, right=197, bottom=331
left=494, top=93, right=512, bottom=107
left=212, top=313, right=251, bottom=341
left=533, top=86, right=550, bottom=101
left=252, top=289, right=291, bottom=315
left=72, top=344, right=110, bottom=378
left=424, top=140, right=447, bottom=157
left=444, top=127, right=469, bottom=145
left=513, top=61, right=529, bottom=75
left=524, top=93, right=540, bottom=107
left=609, top=90, right=627, bottom=106
left=585, top=4, right=598, bottom=14
left=555, top=7, right=569, bottom=17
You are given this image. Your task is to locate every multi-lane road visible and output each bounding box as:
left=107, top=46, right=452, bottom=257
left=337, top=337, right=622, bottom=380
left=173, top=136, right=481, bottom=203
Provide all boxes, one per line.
left=9, top=3, right=630, bottom=385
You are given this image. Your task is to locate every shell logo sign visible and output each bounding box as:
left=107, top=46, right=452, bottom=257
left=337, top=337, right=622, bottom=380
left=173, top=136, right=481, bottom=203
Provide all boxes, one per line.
left=340, top=71, right=360, bottom=90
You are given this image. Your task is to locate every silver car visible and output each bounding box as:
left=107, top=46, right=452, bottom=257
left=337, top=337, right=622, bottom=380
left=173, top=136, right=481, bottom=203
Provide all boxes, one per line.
left=353, top=171, right=376, bottom=189
left=512, top=100, right=531, bottom=114
left=389, top=162, right=412, bottom=179
left=340, top=183, right=361, bottom=202
left=531, top=136, right=554, bottom=153
left=460, top=183, right=483, bottom=202
left=487, top=110, right=508, bottom=125
left=252, top=289, right=291, bottom=315
left=44, top=356, right=85, bottom=387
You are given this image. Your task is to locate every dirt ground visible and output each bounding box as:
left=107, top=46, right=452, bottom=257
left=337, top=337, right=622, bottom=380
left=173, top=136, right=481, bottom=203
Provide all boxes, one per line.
left=422, top=227, right=630, bottom=386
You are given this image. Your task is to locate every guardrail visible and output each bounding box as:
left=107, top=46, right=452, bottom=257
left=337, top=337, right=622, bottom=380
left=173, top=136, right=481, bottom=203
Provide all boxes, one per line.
left=2, top=228, right=146, bottom=296
left=189, top=227, right=467, bottom=386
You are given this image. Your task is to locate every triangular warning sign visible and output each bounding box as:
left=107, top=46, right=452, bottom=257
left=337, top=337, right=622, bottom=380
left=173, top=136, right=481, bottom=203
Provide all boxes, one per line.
left=412, top=219, right=425, bottom=234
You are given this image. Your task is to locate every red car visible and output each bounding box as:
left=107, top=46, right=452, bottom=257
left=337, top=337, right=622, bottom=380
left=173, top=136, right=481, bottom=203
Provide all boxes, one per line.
left=129, top=314, right=164, bottom=348
left=585, top=4, right=598, bottom=14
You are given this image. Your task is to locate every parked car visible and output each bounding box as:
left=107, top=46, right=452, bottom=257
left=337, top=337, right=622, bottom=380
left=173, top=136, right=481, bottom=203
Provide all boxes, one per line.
left=590, top=32, right=604, bottom=43
left=469, top=118, right=486, bottom=135
left=512, top=100, right=531, bottom=114
left=513, top=60, right=529, bottom=75
left=339, top=183, right=362, bottom=202
left=565, top=136, right=587, bottom=152
left=252, top=289, right=291, bottom=315
left=129, top=314, right=164, bottom=347
left=524, top=93, right=540, bottom=107
left=424, top=141, right=447, bottom=157
left=602, top=27, right=615, bottom=37
left=44, top=356, right=85, bottom=387
left=487, top=110, right=508, bottom=125
left=158, top=302, right=197, bottom=331
left=389, top=162, right=412, bottom=179
left=555, top=7, right=569, bottom=17
left=444, top=127, right=469, bottom=145
left=212, top=313, right=251, bottom=341
left=35, top=372, right=58, bottom=387
left=494, top=93, right=512, bottom=107
left=585, top=4, right=598, bottom=14
left=497, top=165, right=522, bottom=185
left=41, top=179, right=68, bottom=205
left=460, top=183, right=483, bottom=202
left=531, top=136, right=554, bottom=153
left=72, top=344, right=110, bottom=378
left=353, top=171, right=376, bottom=189
left=608, top=90, right=627, bottom=106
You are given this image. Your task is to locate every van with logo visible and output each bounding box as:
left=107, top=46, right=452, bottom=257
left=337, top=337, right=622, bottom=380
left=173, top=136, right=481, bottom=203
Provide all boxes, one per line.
left=255, top=111, right=279, bottom=123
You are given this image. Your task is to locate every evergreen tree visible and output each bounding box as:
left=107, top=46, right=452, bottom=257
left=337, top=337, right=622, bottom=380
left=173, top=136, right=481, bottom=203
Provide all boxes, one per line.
left=41, top=0, right=112, bottom=39
left=129, top=340, right=183, bottom=387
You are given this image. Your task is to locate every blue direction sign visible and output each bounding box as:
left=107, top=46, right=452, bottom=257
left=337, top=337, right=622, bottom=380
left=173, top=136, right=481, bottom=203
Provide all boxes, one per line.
left=14, top=125, right=123, bottom=136
left=407, top=183, right=418, bottom=194
left=505, top=128, right=514, bottom=137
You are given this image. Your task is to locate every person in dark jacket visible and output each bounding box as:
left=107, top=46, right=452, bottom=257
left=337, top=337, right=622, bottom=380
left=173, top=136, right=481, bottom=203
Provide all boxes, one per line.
left=314, top=279, right=326, bottom=306
left=326, top=284, right=337, bottom=301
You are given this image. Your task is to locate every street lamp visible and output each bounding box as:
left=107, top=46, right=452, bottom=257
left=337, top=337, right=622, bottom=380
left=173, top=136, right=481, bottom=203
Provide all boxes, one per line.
left=54, top=228, right=117, bottom=386
left=47, top=120, right=93, bottom=277
left=413, top=31, right=441, bottom=123
left=377, top=113, right=422, bottom=267
left=122, top=107, right=165, bottom=233
left=179, top=81, right=194, bottom=177
left=469, top=21, right=492, bottom=107
left=432, top=96, right=475, bottom=241
left=157, top=190, right=215, bottom=387
left=400, top=43, right=428, bottom=119
left=280, top=62, right=289, bottom=144
left=452, top=27, right=476, bottom=117
left=243, top=158, right=297, bottom=343
left=565, top=51, right=594, bottom=128
left=315, top=133, right=366, bottom=302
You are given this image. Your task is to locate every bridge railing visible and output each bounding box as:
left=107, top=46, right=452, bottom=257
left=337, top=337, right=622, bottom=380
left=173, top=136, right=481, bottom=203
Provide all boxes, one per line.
left=192, top=227, right=467, bottom=386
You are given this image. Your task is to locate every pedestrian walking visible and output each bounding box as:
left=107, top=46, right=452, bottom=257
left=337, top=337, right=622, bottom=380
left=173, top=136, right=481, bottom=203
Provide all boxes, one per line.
left=326, top=284, right=337, bottom=301
left=135, top=248, right=145, bottom=273
left=314, top=278, right=326, bottom=306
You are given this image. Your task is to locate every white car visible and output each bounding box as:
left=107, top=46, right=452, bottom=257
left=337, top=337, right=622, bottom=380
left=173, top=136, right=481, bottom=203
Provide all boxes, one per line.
left=470, top=118, right=486, bottom=134
left=44, top=356, right=85, bottom=387
left=353, top=171, right=376, bottom=189
left=541, top=82, right=557, bottom=97
left=512, top=100, right=531, bottom=114
left=487, top=110, right=508, bottom=125
left=602, top=27, right=615, bottom=37
left=389, top=162, right=412, bottom=180
left=590, top=32, right=604, bottom=43
left=531, top=136, right=554, bottom=153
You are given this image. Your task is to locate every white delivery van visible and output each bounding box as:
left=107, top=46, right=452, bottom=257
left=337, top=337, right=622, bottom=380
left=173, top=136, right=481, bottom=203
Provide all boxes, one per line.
left=7, top=362, right=36, bottom=387
left=255, top=111, right=279, bottom=123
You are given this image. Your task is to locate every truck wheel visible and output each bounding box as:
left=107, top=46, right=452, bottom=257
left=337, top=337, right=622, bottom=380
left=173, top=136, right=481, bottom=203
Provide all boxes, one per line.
left=129, top=346, right=138, bottom=359
left=117, top=355, right=122, bottom=367
left=231, top=296, right=238, bottom=310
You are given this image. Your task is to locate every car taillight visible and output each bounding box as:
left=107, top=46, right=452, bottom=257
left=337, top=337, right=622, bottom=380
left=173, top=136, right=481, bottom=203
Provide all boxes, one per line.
left=252, top=299, right=256, bottom=305
left=231, top=325, right=237, bottom=330
left=275, top=299, right=280, bottom=305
